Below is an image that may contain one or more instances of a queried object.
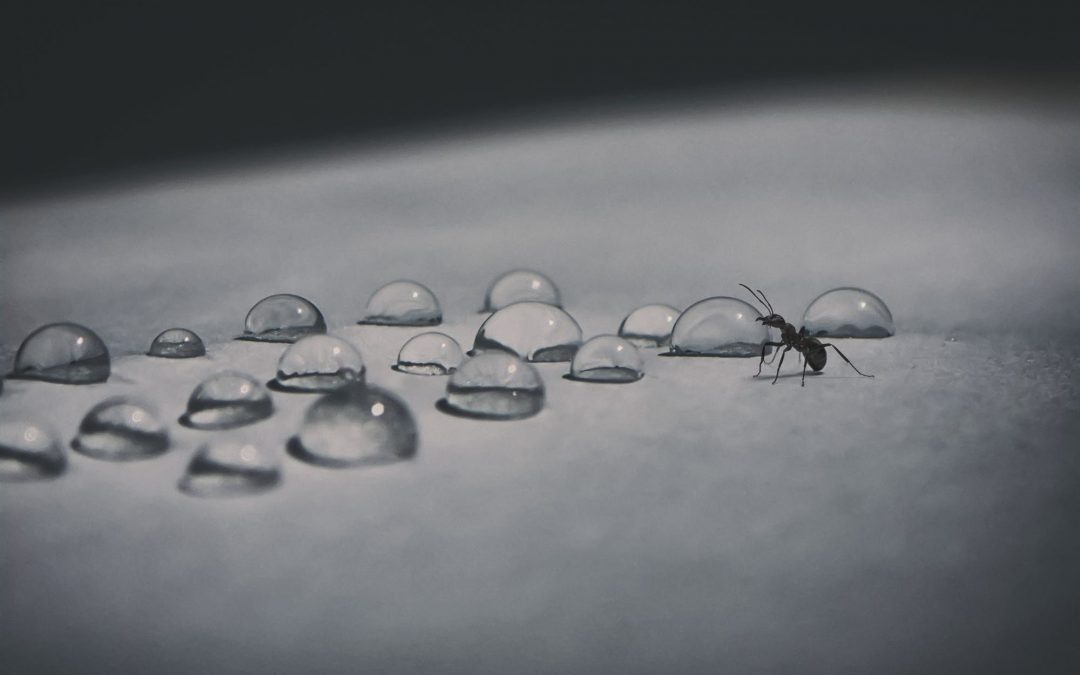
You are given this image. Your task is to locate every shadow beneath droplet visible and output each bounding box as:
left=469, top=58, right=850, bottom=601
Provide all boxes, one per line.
left=434, top=398, right=538, bottom=421
left=265, top=379, right=325, bottom=394
left=562, top=374, right=642, bottom=385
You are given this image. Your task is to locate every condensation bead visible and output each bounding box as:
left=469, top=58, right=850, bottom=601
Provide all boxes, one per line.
left=9, top=322, right=110, bottom=384
left=569, top=335, right=644, bottom=383
left=72, top=397, right=169, bottom=461
left=148, top=328, right=205, bottom=358
left=179, top=441, right=282, bottom=497
left=669, top=297, right=769, bottom=357
left=0, top=420, right=66, bottom=481
left=359, top=280, right=442, bottom=326
left=483, top=269, right=561, bottom=311
left=181, top=371, right=274, bottom=429
left=443, top=352, right=545, bottom=420
left=618, top=304, right=680, bottom=347
left=291, top=385, right=418, bottom=467
left=395, top=332, right=464, bottom=375
left=272, top=335, right=365, bottom=392
left=239, top=293, right=326, bottom=343
left=473, top=302, right=582, bottom=362
left=802, top=287, right=895, bottom=338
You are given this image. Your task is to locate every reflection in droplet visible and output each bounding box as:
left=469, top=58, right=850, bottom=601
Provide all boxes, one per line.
left=618, top=304, right=680, bottom=347
left=291, top=385, right=418, bottom=467
left=569, top=335, right=644, bottom=383
left=272, top=335, right=365, bottom=392
left=443, top=352, right=544, bottom=419
left=147, top=328, right=206, bottom=358
left=9, top=322, right=110, bottom=384
left=669, top=297, right=769, bottom=357
left=0, top=420, right=66, bottom=481
left=359, top=280, right=442, bottom=326
left=180, top=371, right=274, bottom=429
left=473, top=302, right=582, bottom=362
left=395, top=332, right=464, bottom=375
left=72, top=397, right=169, bottom=461
left=239, top=293, right=326, bottom=343
left=179, top=441, right=282, bottom=497
left=802, top=287, right=895, bottom=338
left=483, top=269, right=561, bottom=311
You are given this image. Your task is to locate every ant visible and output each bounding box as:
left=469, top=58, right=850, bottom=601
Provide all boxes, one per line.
left=739, top=284, right=874, bottom=387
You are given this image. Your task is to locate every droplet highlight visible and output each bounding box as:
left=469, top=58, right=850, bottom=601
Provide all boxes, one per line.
left=569, top=335, right=644, bottom=383
left=272, top=335, right=365, bottom=392
left=0, top=420, right=66, bottom=481
left=239, top=293, right=326, bottom=343
left=483, top=269, right=561, bottom=311
left=180, top=371, right=274, bottom=429
left=473, top=302, right=582, bottom=362
left=618, top=304, right=680, bottom=347
left=290, top=385, right=418, bottom=467
left=179, top=440, right=282, bottom=497
left=443, top=352, right=545, bottom=420
left=802, top=287, right=895, bottom=338
left=72, top=397, right=169, bottom=461
left=147, top=328, right=205, bottom=358
left=9, top=322, right=110, bottom=384
left=395, top=332, right=464, bottom=375
left=669, top=297, right=769, bottom=357
left=359, top=280, right=442, bottom=326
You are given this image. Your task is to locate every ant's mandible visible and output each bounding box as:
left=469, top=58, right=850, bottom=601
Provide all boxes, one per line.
left=739, top=284, right=874, bottom=387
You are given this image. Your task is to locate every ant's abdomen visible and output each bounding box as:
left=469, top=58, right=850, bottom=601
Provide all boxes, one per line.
left=807, top=342, right=827, bottom=371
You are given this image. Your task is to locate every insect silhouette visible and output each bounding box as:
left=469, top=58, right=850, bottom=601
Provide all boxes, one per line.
left=740, top=284, right=874, bottom=387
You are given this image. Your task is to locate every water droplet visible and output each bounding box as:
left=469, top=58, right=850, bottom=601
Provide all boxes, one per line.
left=473, top=302, right=582, bottom=362
left=147, top=328, right=205, bottom=358
left=9, top=322, right=110, bottom=384
left=239, top=293, right=326, bottom=343
left=359, top=280, right=442, bottom=326
left=802, top=287, right=895, bottom=338
left=72, top=397, right=169, bottom=461
left=483, top=269, right=561, bottom=311
left=443, top=352, right=545, bottom=419
left=0, top=420, right=66, bottom=481
left=669, top=297, right=769, bottom=357
left=394, top=332, right=464, bottom=375
left=290, top=385, right=418, bottom=467
left=272, top=335, right=365, bottom=392
left=618, top=304, right=680, bottom=347
left=179, top=440, right=281, bottom=497
left=180, top=371, right=274, bottom=429
left=569, top=335, right=644, bottom=383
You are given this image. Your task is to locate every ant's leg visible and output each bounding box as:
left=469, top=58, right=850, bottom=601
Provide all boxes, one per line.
left=801, top=356, right=809, bottom=387
left=821, top=343, right=874, bottom=378
left=772, top=347, right=791, bottom=384
left=756, top=341, right=784, bottom=377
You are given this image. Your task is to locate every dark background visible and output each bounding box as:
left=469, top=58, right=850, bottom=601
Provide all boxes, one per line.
left=3, top=2, right=1078, bottom=196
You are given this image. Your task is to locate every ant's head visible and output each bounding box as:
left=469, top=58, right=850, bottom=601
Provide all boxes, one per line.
left=739, top=283, right=784, bottom=327
left=755, top=313, right=787, bottom=328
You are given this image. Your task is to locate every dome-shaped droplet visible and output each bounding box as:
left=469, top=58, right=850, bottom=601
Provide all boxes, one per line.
left=179, top=440, right=281, bottom=497
left=473, top=302, right=582, bottom=362
left=359, top=280, right=442, bottom=326
left=618, top=304, right=680, bottom=347
left=483, top=269, right=561, bottom=311
left=72, top=397, right=169, bottom=461
left=395, top=332, right=464, bottom=375
left=147, top=328, right=206, bottom=358
left=180, top=371, right=274, bottom=429
left=443, top=352, right=545, bottom=419
left=9, top=322, right=110, bottom=384
left=669, top=297, right=769, bottom=357
left=272, top=335, right=365, bottom=392
left=290, top=385, right=418, bottom=467
left=0, top=420, right=66, bottom=481
left=239, top=293, right=326, bottom=343
left=802, top=287, right=895, bottom=338
left=569, top=335, right=644, bottom=383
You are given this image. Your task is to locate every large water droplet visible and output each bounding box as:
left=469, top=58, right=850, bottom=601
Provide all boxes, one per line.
left=569, top=335, right=644, bottom=383
left=72, top=397, right=169, bottom=461
left=9, top=322, right=110, bottom=384
left=618, top=304, right=680, bottom=347
left=147, top=328, right=205, bottom=358
left=473, top=302, right=582, bottom=362
left=669, top=297, right=769, bottom=357
left=239, top=293, right=326, bottom=343
left=290, top=385, right=418, bottom=467
left=271, top=335, right=365, bottom=392
left=395, top=332, right=464, bottom=375
left=180, top=371, right=274, bottom=429
left=443, top=352, right=545, bottom=419
left=0, top=420, right=66, bottom=481
left=359, top=280, right=442, bottom=326
left=483, top=269, right=561, bottom=311
left=179, top=440, right=281, bottom=497
left=802, top=287, right=895, bottom=338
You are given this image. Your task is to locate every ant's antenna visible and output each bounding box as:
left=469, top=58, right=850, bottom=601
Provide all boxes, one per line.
left=739, top=283, right=770, bottom=314
left=756, top=288, right=774, bottom=314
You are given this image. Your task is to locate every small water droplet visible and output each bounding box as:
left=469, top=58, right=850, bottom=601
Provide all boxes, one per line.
left=9, top=322, right=110, bottom=384
left=179, top=440, right=282, bottom=497
left=290, top=385, right=418, bottom=467
left=0, top=420, right=66, bottom=481
left=239, top=294, right=326, bottom=343
left=569, top=336, right=644, bottom=383
left=473, top=302, right=582, bottom=362
left=669, top=297, right=769, bottom=357
left=618, top=304, right=680, bottom=347
left=271, top=335, right=365, bottom=392
left=359, top=280, right=442, bottom=326
left=180, top=371, right=274, bottom=429
left=483, top=270, right=561, bottom=311
left=147, top=328, right=206, bottom=358
left=395, top=332, right=464, bottom=375
left=443, top=352, right=545, bottom=419
left=802, top=287, right=895, bottom=338
left=72, top=397, right=169, bottom=461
